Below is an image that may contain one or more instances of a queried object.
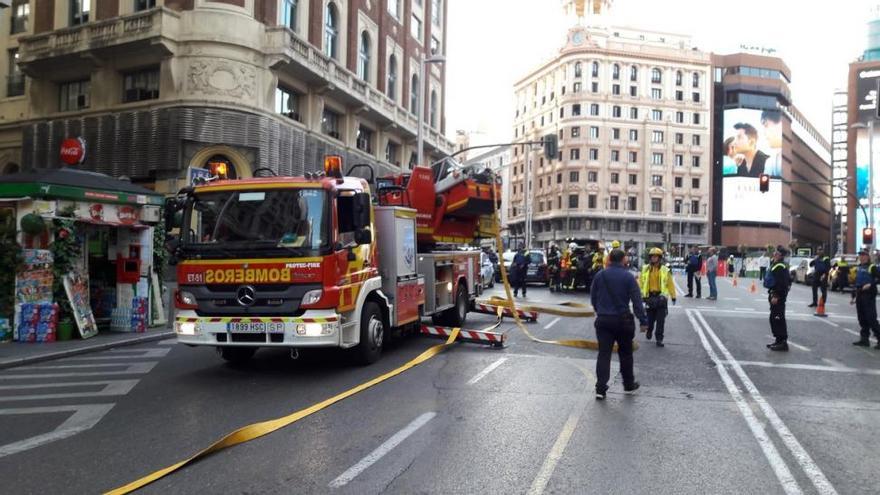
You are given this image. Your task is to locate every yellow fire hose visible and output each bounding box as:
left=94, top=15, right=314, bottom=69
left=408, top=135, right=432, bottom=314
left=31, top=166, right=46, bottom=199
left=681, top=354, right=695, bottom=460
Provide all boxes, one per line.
left=105, top=329, right=462, bottom=495
left=488, top=188, right=638, bottom=352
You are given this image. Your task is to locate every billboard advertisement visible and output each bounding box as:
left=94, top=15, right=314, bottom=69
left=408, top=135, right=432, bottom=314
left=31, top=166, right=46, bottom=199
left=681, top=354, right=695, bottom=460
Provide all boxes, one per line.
left=854, top=127, right=880, bottom=240
left=721, top=108, right=783, bottom=222
left=856, top=67, right=880, bottom=122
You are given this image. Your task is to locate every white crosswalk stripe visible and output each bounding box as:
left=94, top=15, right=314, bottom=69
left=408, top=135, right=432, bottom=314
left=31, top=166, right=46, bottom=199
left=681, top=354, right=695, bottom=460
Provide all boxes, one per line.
left=0, top=346, right=171, bottom=458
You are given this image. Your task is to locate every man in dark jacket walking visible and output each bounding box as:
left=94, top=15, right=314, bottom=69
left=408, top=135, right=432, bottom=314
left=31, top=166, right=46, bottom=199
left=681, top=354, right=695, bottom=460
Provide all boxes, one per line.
left=685, top=246, right=703, bottom=298
left=512, top=246, right=530, bottom=298
left=765, top=246, right=791, bottom=351
left=590, top=249, right=648, bottom=400
left=808, top=246, right=830, bottom=308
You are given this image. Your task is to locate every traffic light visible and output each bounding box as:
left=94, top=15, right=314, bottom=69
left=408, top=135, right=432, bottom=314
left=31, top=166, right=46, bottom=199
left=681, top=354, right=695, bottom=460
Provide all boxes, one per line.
left=543, top=134, right=558, bottom=161
left=759, top=174, right=770, bottom=193
left=864, top=227, right=875, bottom=245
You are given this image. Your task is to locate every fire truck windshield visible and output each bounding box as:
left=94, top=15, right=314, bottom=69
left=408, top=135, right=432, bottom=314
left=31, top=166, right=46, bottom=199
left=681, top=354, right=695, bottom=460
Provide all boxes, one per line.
left=182, top=188, right=329, bottom=256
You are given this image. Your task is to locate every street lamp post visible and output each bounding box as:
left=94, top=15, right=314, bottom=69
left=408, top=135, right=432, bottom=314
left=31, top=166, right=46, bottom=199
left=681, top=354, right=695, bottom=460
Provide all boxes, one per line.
left=678, top=202, right=691, bottom=258
left=416, top=55, right=446, bottom=169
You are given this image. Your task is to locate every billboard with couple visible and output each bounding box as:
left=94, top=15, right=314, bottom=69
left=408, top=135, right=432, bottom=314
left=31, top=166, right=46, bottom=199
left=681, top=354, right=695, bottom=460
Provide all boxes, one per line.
left=721, top=108, right=783, bottom=223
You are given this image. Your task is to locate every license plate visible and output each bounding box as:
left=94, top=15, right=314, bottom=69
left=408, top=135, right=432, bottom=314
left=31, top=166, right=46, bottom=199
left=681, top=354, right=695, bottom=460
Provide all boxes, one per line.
left=225, top=322, right=285, bottom=333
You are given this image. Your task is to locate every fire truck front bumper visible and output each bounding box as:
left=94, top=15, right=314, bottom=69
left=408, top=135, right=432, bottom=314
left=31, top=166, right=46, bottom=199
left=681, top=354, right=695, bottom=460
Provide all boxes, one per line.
left=173, top=310, right=341, bottom=347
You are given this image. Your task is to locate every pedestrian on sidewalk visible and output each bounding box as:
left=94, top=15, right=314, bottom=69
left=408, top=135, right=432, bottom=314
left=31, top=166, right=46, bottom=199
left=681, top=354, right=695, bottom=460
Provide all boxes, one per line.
left=728, top=254, right=736, bottom=278
left=808, top=246, right=830, bottom=308
left=758, top=253, right=770, bottom=281
left=764, top=246, right=791, bottom=351
left=706, top=247, right=719, bottom=300
left=511, top=245, right=529, bottom=298
left=639, top=248, right=676, bottom=347
left=590, top=249, right=647, bottom=400
left=685, top=246, right=703, bottom=298
left=850, top=249, right=880, bottom=348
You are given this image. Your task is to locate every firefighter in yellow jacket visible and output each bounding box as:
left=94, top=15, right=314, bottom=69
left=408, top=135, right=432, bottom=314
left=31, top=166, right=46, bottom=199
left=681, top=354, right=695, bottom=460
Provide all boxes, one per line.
left=639, top=247, right=677, bottom=347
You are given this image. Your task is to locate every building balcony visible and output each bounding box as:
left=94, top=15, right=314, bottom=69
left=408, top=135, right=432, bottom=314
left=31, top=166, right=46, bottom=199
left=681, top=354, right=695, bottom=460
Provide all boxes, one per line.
left=691, top=145, right=704, bottom=154
left=18, top=8, right=178, bottom=78
left=265, top=27, right=452, bottom=154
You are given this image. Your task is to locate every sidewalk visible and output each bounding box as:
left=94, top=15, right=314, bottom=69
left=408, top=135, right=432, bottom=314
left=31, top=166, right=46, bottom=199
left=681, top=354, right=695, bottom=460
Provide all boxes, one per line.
left=0, top=326, right=174, bottom=370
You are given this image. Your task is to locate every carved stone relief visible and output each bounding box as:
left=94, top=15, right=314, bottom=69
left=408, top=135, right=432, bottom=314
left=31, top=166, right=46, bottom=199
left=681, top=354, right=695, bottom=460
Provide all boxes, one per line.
left=187, top=59, right=256, bottom=99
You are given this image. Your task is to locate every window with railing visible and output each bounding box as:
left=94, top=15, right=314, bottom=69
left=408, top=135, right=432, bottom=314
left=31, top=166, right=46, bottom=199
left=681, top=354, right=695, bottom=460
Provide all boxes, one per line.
left=59, top=79, right=90, bottom=111
left=275, top=86, right=301, bottom=121
left=135, top=0, right=156, bottom=12
left=324, top=2, right=339, bottom=59
left=70, top=0, right=90, bottom=26
left=357, top=125, right=374, bottom=154
left=387, top=55, right=397, bottom=101
left=322, top=108, right=341, bottom=139
left=11, top=0, right=29, bottom=35
left=358, top=31, right=371, bottom=81
left=122, top=67, right=159, bottom=103
left=6, top=49, right=23, bottom=98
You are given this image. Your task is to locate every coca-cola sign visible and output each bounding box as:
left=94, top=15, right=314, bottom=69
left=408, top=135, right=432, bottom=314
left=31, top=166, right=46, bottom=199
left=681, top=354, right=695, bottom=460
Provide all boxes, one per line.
left=60, top=137, right=86, bottom=166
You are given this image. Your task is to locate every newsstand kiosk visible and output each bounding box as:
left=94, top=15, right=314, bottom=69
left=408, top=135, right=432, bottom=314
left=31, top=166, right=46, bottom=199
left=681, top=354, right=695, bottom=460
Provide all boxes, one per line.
left=0, top=168, right=165, bottom=342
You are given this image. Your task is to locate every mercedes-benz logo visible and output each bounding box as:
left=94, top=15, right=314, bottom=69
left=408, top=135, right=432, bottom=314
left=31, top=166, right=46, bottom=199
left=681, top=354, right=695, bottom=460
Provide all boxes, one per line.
left=236, top=286, right=256, bottom=307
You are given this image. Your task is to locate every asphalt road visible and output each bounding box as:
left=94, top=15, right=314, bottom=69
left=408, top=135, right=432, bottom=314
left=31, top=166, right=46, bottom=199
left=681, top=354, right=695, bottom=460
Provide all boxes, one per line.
left=1, top=273, right=878, bottom=494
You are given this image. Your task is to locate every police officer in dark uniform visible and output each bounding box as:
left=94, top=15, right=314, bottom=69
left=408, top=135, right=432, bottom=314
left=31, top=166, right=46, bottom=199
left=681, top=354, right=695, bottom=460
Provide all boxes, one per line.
left=808, top=246, right=830, bottom=308
left=851, top=249, right=880, bottom=348
left=590, top=249, right=648, bottom=400
left=765, top=246, right=791, bottom=351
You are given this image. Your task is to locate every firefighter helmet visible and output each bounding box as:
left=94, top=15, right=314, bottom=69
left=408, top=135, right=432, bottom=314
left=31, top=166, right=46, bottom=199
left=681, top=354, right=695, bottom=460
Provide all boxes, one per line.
left=649, top=247, right=664, bottom=257
left=611, top=240, right=621, bottom=249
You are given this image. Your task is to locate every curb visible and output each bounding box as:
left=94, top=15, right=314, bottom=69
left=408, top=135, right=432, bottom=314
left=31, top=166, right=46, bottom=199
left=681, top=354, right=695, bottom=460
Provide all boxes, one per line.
left=0, top=331, right=175, bottom=370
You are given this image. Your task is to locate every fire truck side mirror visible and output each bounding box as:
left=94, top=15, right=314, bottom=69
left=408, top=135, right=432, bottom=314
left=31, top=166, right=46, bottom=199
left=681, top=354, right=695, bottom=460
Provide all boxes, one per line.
left=165, top=235, right=180, bottom=265
left=353, top=192, right=372, bottom=229
left=354, top=228, right=372, bottom=246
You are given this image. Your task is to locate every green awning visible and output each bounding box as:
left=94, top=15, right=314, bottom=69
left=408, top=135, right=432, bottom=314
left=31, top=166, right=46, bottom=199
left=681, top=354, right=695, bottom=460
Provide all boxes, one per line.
left=0, top=168, right=163, bottom=206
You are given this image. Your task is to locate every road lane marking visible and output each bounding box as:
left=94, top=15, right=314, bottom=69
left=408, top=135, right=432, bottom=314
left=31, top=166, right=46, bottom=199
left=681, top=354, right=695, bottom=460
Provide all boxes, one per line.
left=693, top=311, right=838, bottom=495
left=0, top=362, right=158, bottom=379
left=727, top=360, right=880, bottom=376
left=0, top=379, right=139, bottom=402
left=0, top=404, right=115, bottom=458
left=684, top=310, right=802, bottom=495
left=786, top=341, right=811, bottom=352
left=328, top=412, right=436, bottom=488
left=735, top=307, right=757, bottom=311
left=817, top=318, right=862, bottom=336
left=543, top=317, right=561, bottom=330
left=69, top=348, right=171, bottom=360
left=466, top=357, right=508, bottom=385
left=821, top=358, right=847, bottom=369
left=528, top=395, right=589, bottom=495
left=159, top=339, right=177, bottom=345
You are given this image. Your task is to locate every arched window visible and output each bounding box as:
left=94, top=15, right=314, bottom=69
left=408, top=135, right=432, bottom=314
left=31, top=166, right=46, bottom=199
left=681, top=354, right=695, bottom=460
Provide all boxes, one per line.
left=358, top=31, right=371, bottom=81
left=281, top=0, right=298, bottom=30
left=324, top=2, right=339, bottom=59
left=1, top=163, right=19, bottom=175
left=612, top=63, right=620, bottom=80
left=387, top=54, right=397, bottom=101
left=692, top=72, right=700, bottom=88
left=675, top=70, right=683, bottom=86
left=651, top=67, right=662, bottom=84
left=430, top=90, right=438, bottom=128
left=591, top=61, right=599, bottom=77
left=630, top=65, right=638, bottom=81
left=574, top=62, right=582, bottom=78
left=410, top=73, right=419, bottom=114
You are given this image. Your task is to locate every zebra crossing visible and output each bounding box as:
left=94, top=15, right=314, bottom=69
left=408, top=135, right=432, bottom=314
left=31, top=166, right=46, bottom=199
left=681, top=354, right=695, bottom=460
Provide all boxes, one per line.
left=0, top=340, right=175, bottom=457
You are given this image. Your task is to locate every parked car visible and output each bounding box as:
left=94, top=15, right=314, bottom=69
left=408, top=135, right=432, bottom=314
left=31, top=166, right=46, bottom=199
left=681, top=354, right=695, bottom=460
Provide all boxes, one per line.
left=500, top=250, right=549, bottom=286
left=830, top=255, right=858, bottom=292
left=480, top=252, right=495, bottom=289
left=792, top=258, right=815, bottom=285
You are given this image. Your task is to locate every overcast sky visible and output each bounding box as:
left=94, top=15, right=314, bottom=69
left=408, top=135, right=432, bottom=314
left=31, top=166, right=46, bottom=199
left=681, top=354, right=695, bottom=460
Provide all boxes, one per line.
left=445, top=0, right=876, bottom=147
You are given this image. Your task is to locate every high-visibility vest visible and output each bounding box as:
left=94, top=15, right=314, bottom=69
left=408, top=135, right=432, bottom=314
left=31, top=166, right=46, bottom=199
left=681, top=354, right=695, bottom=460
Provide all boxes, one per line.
left=639, top=264, right=674, bottom=298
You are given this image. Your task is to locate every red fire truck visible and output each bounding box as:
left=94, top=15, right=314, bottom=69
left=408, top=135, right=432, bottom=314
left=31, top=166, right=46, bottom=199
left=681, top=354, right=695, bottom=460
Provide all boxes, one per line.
left=166, top=157, right=500, bottom=364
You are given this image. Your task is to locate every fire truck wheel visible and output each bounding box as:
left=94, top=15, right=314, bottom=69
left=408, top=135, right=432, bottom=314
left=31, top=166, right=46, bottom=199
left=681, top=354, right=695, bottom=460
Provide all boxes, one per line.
left=354, top=301, right=384, bottom=365
left=218, top=347, right=256, bottom=364
left=436, top=284, right=468, bottom=328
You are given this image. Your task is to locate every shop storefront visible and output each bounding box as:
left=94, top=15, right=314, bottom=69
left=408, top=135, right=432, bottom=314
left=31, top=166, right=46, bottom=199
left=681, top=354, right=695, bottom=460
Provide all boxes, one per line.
left=0, top=168, right=165, bottom=343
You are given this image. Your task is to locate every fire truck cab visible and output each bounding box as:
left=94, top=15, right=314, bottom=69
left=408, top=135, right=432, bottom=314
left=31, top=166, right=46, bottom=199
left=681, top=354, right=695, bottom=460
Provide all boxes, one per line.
left=167, top=157, right=491, bottom=364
